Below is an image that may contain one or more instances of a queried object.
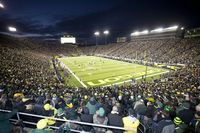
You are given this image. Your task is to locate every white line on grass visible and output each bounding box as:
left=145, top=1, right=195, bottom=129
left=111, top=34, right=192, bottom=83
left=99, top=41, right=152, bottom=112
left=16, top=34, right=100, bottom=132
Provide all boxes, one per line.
left=103, top=71, right=169, bottom=87
left=59, top=59, right=87, bottom=88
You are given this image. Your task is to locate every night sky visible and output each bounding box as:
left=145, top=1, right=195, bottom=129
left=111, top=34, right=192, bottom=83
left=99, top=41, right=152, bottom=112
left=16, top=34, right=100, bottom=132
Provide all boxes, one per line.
left=0, top=0, right=199, bottom=43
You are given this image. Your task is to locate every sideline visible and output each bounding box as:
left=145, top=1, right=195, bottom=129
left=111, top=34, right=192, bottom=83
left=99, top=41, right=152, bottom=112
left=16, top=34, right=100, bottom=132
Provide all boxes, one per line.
left=103, top=71, right=169, bottom=87
left=58, top=59, right=87, bottom=88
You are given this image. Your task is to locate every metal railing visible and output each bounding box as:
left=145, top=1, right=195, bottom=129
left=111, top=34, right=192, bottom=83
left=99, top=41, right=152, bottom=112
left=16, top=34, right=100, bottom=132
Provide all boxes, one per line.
left=0, top=109, right=146, bottom=133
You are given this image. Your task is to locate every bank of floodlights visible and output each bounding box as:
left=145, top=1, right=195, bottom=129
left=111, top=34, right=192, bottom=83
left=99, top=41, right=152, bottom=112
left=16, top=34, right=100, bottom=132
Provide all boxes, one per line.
left=131, top=30, right=149, bottom=36
left=151, top=25, right=178, bottom=33
left=150, top=28, right=164, bottom=33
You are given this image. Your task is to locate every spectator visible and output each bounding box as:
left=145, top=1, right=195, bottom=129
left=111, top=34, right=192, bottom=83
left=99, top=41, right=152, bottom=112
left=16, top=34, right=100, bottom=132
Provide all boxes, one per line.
left=0, top=109, right=17, bottom=133
left=108, top=106, right=123, bottom=133
left=86, top=97, right=98, bottom=115
left=80, top=107, right=93, bottom=132
left=177, top=102, right=194, bottom=125
left=122, top=109, right=140, bottom=133
left=154, top=109, right=175, bottom=133
left=93, top=107, right=108, bottom=133
left=193, top=104, right=200, bottom=133
left=173, top=117, right=188, bottom=133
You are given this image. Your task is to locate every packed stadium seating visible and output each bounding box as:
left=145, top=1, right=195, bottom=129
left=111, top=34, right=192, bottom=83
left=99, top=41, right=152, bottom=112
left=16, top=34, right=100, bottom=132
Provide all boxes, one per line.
left=0, top=34, right=200, bottom=133
left=80, top=38, right=200, bottom=64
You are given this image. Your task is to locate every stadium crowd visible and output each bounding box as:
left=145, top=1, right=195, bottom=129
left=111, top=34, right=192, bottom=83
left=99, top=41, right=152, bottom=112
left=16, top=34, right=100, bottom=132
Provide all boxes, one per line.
left=0, top=34, right=200, bottom=133
left=80, top=38, right=200, bottom=64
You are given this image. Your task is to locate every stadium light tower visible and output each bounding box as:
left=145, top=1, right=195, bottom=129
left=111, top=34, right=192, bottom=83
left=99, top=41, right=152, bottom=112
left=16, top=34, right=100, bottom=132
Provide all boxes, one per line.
left=103, top=30, right=109, bottom=44
left=8, top=26, right=17, bottom=32
left=94, top=31, right=100, bottom=45
left=0, top=2, right=4, bottom=8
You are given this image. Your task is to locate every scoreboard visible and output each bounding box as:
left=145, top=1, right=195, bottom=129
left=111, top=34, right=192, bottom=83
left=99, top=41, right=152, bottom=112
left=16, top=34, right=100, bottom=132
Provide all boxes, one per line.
left=60, top=36, right=76, bottom=44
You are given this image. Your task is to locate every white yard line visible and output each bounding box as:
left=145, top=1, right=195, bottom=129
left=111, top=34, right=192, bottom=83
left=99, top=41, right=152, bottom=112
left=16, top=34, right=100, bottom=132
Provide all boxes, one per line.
left=59, top=60, right=87, bottom=88
left=103, top=71, right=169, bottom=87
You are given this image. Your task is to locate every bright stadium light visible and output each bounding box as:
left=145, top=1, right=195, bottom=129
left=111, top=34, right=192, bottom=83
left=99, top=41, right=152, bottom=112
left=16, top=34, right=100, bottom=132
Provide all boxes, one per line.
left=131, top=30, right=149, bottom=36
left=103, top=30, right=109, bottom=35
left=181, top=27, right=184, bottom=30
left=94, top=31, right=100, bottom=36
left=103, top=30, right=109, bottom=44
left=165, top=25, right=178, bottom=30
left=0, top=2, right=4, bottom=8
left=140, top=30, right=149, bottom=34
left=151, top=28, right=164, bottom=33
left=8, top=26, right=17, bottom=32
left=131, top=31, right=139, bottom=36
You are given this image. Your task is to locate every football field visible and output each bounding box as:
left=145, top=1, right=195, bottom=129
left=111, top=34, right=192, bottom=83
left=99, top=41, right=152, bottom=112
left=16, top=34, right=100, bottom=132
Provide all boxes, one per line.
left=58, top=56, right=169, bottom=88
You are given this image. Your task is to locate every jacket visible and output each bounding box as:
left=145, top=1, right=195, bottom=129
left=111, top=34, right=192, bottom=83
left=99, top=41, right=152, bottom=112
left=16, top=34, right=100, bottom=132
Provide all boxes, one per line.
left=80, top=113, right=93, bottom=131
left=0, top=109, right=17, bottom=133
left=122, top=116, right=140, bottom=133
left=86, top=102, right=97, bottom=115
left=93, top=114, right=108, bottom=133
left=108, top=113, right=124, bottom=133
left=155, top=119, right=175, bottom=133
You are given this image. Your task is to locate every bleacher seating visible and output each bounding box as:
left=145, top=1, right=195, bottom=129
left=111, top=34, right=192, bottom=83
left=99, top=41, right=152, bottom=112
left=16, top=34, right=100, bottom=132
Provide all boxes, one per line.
left=0, top=34, right=200, bottom=133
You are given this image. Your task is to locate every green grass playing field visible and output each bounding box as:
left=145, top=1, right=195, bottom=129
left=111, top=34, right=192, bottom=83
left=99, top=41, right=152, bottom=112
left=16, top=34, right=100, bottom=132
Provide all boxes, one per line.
left=58, top=56, right=169, bottom=88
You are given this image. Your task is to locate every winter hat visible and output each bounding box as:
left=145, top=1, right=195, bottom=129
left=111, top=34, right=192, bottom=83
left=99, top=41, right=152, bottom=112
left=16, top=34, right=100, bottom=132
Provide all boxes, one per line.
left=147, top=97, right=155, bottom=103
left=44, top=103, right=52, bottom=111
left=14, top=93, right=24, bottom=98
left=174, top=117, right=182, bottom=125
left=98, top=107, right=105, bottom=117
left=89, top=97, right=96, bottom=105
left=164, top=105, right=172, bottom=112
left=66, top=100, right=73, bottom=108
left=37, top=119, right=48, bottom=129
